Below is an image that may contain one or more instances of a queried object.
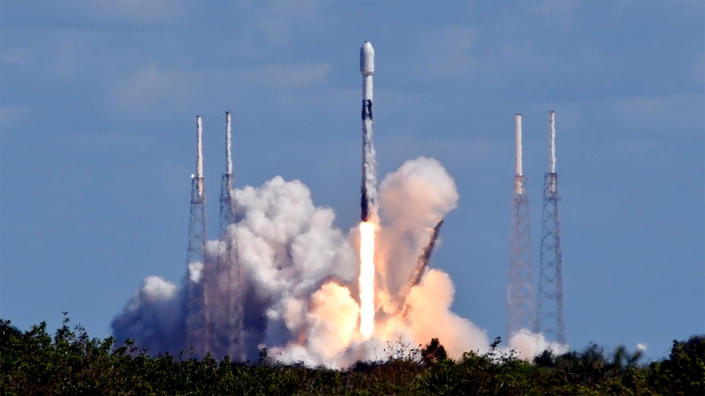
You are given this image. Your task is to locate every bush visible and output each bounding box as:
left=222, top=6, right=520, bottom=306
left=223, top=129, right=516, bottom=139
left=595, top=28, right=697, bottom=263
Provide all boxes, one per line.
left=1, top=316, right=702, bottom=395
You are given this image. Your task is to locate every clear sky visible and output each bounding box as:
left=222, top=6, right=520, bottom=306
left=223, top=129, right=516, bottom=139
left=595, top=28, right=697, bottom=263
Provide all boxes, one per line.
left=1, top=1, right=703, bottom=361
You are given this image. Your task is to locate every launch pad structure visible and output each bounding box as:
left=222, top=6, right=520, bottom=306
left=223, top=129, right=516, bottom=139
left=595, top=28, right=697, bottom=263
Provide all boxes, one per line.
left=185, top=115, right=210, bottom=356
left=183, top=112, right=244, bottom=359
left=536, top=111, right=566, bottom=343
left=507, top=113, right=536, bottom=338
left=220, top=112, right=236, bottom=237
left=175, top=44, right=567, bottom=361
left=217, top=111, right=244, bottom=360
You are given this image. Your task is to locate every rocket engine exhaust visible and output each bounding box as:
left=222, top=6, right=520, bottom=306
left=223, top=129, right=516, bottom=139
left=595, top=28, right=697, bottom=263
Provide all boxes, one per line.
left=359, top=41, right=378, bottom=339
left=358, top=221, right=376, bottom=338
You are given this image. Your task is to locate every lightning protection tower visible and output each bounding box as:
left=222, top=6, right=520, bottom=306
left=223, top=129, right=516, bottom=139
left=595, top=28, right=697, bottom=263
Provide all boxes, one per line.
left=220, top=111, right=236, bottom=237
left=214, top=111, right=244, bottom=360
left=536, top=110, right=566, bottom=343
left=508, top=113, right=536, bottom=337
left=184, top=115, right=209, bottom=356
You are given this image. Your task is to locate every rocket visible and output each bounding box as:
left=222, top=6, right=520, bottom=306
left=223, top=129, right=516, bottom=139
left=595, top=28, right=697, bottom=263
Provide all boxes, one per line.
left=360, top=41, right=378, bottom=222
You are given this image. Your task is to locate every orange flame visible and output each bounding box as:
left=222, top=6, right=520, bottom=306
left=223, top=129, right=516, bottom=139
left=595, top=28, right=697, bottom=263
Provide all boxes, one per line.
left=359, top=221, right=375, bottom=339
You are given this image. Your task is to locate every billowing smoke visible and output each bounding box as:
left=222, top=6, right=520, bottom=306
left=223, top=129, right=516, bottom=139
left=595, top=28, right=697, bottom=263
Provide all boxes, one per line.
left=508, top=329, right=569, bottom=361
left=112, top=276, right=184, bottom=355
left=112, top=157, right=566, bottom=366
left=375, top=157, right=459, bottom=313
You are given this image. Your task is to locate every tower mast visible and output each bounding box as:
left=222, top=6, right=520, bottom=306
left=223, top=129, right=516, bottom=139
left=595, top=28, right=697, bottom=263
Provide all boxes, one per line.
left=536, top=110, right=566, bottom=343
left=508, top=113, right=536, bottom=337
left=220, top=112, right=236, bottom=236
left=184, top=115, right=209, bottom=356
left=217, top=111, right=243, bottom=360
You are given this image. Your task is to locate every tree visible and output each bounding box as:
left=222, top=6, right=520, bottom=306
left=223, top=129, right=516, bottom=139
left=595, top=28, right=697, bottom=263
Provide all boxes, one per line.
left=421, top=338, right=447, bottom=366
left=651, top=335, right=705, bottom=394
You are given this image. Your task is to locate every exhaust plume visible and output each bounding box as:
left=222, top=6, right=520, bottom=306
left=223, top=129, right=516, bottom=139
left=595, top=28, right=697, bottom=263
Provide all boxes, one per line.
left=112, top=157, right=565, bottom=366
left=358, top=221, right=376, bottom=339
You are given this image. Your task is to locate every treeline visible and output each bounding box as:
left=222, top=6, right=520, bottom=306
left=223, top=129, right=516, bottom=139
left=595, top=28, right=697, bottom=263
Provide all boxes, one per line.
left=1, top=316, right=703, bottom=395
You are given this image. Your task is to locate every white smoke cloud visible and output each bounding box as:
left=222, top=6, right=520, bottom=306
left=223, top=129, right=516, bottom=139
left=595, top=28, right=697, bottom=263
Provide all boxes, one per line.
left=508, top=329, right=569, bottom=361
left=112, top=157, right=563, bottom=366
left=403, top=269, right=489, bottom=358
left=270, top=281, right=360, bottom=368
left=111, top=276, right=184, bottom=355
left=376, top=157, right=459, bottom=309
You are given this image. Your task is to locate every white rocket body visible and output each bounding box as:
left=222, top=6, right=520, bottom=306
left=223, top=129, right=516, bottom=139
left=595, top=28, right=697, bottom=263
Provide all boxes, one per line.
left=360, top=41, right=378, bottom=222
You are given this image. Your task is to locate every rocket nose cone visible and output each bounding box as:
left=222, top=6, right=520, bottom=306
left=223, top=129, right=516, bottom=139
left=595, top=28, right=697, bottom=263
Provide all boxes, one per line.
left=360, top=41, right=375, bottom=75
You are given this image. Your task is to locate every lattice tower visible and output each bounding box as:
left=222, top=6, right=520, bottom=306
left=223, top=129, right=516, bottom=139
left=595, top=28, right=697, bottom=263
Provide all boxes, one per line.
left=536, top=110, right=566, bottom=343
left=508, top=113, right=536, bottom=337
left=184, top=115, right=209, bottom=356
left=215, top=111, right=244, bottom=360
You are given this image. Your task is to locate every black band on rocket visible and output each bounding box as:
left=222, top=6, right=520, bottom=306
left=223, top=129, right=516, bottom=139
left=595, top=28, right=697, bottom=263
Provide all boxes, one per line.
left=362, top=99, right=373, bottom=120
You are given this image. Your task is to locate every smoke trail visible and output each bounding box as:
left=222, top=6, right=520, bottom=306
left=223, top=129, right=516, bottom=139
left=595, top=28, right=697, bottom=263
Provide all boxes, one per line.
left=112, top=158, right=566, bottom=365
left=398, top=219, right=444, bottom=315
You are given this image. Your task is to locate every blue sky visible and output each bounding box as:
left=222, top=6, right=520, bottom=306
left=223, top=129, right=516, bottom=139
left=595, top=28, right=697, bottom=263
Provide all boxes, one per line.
left=1, top=1, right=703, bottom=360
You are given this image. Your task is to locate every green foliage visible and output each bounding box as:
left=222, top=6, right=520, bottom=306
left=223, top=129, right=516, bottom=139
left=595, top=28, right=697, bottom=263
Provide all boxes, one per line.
left=1, top=316, right=702, bottom=395
left=648, top=335, right=705, bottom=395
